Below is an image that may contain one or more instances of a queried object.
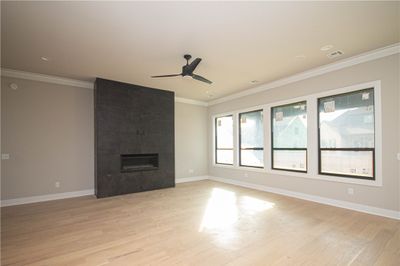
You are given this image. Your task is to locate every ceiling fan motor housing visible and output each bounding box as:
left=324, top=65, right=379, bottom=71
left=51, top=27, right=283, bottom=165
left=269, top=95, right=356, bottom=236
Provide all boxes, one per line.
left=182, top=65, right=191, bottom=76
left=183, top=54, right=192, bottom=76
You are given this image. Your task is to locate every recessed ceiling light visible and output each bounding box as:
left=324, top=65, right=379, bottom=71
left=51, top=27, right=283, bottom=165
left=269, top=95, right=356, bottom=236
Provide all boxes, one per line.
left=250, top=80, right=259, bottom=84
left=295, top=54, right=306, bottom=59
left=41, top=56, right=50, bottom=61
left=320, top=45, right=333, bottom=51
left=9, top=83, right=18, bottom=90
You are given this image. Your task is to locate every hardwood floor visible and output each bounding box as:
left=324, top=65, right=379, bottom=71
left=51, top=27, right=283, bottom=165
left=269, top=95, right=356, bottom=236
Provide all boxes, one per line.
left=1, top=180, right=399, bottom=265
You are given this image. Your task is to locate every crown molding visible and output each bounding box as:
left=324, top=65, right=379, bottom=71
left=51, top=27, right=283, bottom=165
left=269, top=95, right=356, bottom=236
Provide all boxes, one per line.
left=1, top=68, right=208, bottom=106
left=208, top=43, right=400, bottom=106
left=1, top=68, right=94, bottom=89
left=175, top=97, right=208, bottom=107
left=3, top=43, right=398, bottom=107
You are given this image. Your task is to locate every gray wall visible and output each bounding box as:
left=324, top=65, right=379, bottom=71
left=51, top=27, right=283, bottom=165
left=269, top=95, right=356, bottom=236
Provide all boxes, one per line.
left=208, top=54, right=400, bottom=212
left=1, top=77, right=208, bottom=200
left=175, top=102, right=208, bottom=179
left=1, top=77, right=94, bottom=199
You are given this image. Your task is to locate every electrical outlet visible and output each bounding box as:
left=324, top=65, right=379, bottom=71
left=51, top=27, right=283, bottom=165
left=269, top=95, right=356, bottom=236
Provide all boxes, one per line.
left=347, top=188, right=354, bottom=195
left=55, top=181, right=60, bottom=188
left=188, top=169, right=194, bottom=174
left=1, top=154, right=10, bottom=160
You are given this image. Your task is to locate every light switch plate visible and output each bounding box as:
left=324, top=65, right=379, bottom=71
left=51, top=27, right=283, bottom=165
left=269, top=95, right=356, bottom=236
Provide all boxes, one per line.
left=1, top=154, right=10, bottom=160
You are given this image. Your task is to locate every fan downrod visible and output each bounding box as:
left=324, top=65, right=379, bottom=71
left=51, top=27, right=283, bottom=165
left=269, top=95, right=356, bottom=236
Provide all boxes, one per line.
left=184, top=54, right=192, bottom=62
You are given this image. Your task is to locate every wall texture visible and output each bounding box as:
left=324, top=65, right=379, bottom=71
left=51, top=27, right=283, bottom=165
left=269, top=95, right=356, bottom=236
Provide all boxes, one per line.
left=208, top=54, right=400, bottom=212
left=175, top=102, right=208, bottom=179
left=1, top=77, right=209, bottom=200
left=1, top=77, right=94, bottom=199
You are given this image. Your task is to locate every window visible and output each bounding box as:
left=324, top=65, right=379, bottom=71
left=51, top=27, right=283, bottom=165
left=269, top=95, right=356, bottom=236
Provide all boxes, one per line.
left=318, top=88, right=375, bottom=179
left=212, top=82, right=380, bottom=185
left=239, top=110, right=264, bottom=168
left=271, top=101, right=307, bottom=172
left=215, top=115, right=233, bottom=165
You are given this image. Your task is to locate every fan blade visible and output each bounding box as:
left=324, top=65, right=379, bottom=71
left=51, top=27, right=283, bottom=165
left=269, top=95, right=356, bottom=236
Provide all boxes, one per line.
left=151, top=74, right=181, bottom=78
left=186, top=58, right=202, bottom=74
left=192, top=74, right=212, bottom=84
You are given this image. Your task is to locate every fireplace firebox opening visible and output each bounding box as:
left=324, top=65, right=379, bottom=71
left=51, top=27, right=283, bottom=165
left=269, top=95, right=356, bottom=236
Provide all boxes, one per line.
left=120, top=153, right=159, bottom=172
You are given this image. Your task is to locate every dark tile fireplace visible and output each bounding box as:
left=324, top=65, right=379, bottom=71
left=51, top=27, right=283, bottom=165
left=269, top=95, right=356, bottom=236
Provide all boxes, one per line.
left=94, top=78, right=175, bottom=198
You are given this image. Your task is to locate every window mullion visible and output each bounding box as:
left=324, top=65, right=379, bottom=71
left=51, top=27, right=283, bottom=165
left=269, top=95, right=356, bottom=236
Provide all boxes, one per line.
left=264, top=106, right=271, bottom=171
left=308, top=96, right=318, bottom=176
left=233, top=113, right=239, bottom=167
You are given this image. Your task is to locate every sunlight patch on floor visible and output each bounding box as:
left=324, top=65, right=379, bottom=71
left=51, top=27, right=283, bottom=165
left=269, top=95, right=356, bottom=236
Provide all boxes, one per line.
left=240, top=195, right=275, bottom=214
left=199, top=188, right=238, bottom=232
left=199, top=187, right=275, bottom=247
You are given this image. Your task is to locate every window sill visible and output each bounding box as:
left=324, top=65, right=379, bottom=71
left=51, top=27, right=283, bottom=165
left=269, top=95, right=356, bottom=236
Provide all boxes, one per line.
left=237, top=166, right=266, bottom=173
left=213, top=164, right=265, bottom=173
left=211, top=165, right=382, bottom=187
left=213, top=163, right=235, bottom=169
left=309, top=174, right=382, bottom=187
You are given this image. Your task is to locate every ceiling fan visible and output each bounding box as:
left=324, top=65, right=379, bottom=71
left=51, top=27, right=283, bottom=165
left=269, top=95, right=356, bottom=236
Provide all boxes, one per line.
left=151, top=54, right=212, bottom=84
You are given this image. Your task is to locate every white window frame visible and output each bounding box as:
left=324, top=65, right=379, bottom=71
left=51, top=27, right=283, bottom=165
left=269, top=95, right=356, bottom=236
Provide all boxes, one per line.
left=213, top=113, right=235, bottom=166
left=211, top=80, right=382, bottom=187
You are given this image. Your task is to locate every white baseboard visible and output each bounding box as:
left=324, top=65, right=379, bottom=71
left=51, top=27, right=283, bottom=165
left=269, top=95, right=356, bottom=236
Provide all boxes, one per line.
left=175, top=175, right=209, bottom=183
left=1, top=189, right=94, bottom=207
left=208, top=176, right=400, bottom=220
left=2, top=176, right=399, bottom=220
left=1, top=175, right=209, bottom=207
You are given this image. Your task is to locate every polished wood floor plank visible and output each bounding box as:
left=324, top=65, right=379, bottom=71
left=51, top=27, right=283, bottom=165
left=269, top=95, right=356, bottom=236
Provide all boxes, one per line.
left=2, top=180, right=399, bottom=265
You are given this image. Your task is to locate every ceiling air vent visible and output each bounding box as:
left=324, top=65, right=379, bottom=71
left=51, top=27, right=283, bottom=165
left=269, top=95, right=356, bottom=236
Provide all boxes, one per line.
left=327, top=50, right=344, bottom=59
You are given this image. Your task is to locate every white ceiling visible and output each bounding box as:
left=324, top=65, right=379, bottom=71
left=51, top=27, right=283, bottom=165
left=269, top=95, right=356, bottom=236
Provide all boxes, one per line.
left=2, top=1, right=399, bottom=101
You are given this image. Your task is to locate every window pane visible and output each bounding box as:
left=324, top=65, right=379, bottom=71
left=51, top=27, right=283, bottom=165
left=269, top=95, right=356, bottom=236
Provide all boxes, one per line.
left=216, top=116, right=233, bottom=149
left=318, top=88, right=375, bottom=179
left=239, top=110, right=264, bottom=167
left=273, top=150, right=307, bottom=171
left=216, top=150, right=233, bottom=165
left=241, top=150, right=263, bottom=167
left=272, top=102, right=307, bottom=148
left=240, top=110, right=263, bottom=149
left=216, top=115, right=233, bottom=165
left=320, top=150, right=373, bottom=178
left=319, top=89, right=374, bottom=148
left=271, top=101, right=307, bottom=172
